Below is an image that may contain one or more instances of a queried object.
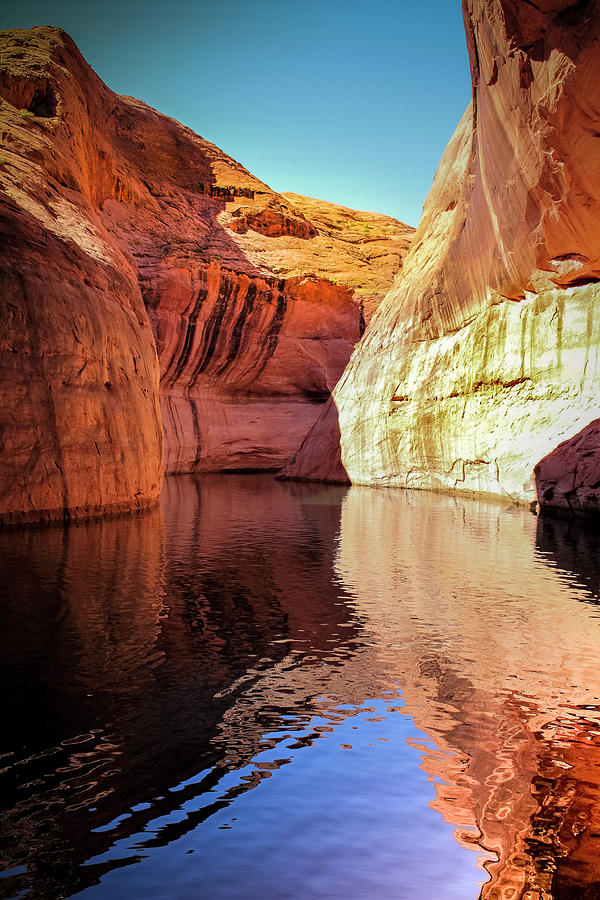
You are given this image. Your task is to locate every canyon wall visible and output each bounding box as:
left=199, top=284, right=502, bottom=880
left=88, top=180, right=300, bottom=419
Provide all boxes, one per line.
left=284, top=0, right=600, bottom=515
left=0, top=26, right=413, bottom=520
left=115, top=149, right=412, bottom=475
left=0, top=29, right=164, bottom=522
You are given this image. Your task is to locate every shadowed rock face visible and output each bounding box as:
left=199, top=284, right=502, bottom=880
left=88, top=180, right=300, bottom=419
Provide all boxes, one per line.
left=284, top=0, right=600, bottom=512
left=0, top=27, right=413, bottom=513
left=534, top=419, right=600, bottom=516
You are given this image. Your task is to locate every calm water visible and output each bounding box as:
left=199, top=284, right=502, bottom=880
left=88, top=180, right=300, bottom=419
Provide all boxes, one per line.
left=1, top=476, right=600, bottom=899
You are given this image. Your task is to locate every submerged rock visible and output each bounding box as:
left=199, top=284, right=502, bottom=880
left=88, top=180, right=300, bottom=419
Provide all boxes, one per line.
left=0, top=26, right=413, bottom=520
left=284, top=0, right=600, bottom=514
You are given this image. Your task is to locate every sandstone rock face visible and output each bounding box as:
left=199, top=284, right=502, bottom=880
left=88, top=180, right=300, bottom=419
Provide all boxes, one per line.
left=0, top=27, right=413, bottom=514
left=0, top=29, right=164, bottom=522
left=152, top=268, right=360, bottom=473
left=139, top=183, right=412, bottom=475
left=284, top=0, right=600, bottom=514
left=278, top=193, right=413, bottom=325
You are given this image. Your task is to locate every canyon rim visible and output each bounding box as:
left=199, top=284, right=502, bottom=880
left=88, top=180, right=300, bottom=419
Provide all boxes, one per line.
left=0, top=25, right=413, bottom=522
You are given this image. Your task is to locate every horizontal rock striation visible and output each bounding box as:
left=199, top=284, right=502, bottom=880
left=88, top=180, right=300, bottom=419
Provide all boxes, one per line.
left=283, top=0, right=600, bottom=514
left=0, top=26, right=413, bottom=517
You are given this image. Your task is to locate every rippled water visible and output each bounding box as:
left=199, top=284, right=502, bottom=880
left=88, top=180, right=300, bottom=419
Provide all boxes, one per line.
left=1, top=475, right=600, bottom=899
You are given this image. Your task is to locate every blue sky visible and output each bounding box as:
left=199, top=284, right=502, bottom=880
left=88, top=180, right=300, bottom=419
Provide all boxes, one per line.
left=1, top=0, right=471, bottom=226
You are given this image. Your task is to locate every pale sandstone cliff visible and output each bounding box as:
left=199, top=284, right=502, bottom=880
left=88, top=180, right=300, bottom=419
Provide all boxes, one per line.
left=284, top=0, right=600, bottom=515
left=0, top=26, right=413, bottom=517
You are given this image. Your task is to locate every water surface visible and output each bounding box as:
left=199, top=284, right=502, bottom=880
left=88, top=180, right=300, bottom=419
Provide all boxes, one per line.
left=1, top=475, right=600, bottom=898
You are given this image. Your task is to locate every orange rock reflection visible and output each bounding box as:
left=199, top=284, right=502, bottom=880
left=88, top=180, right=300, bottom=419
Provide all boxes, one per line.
left=2, top=478, right=600, bottom=898
left=336, top=486, right=600, bottom=897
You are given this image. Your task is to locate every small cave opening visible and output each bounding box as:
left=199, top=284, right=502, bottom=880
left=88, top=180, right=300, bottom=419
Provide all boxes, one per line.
left=27, top=83, right=57, bottom=117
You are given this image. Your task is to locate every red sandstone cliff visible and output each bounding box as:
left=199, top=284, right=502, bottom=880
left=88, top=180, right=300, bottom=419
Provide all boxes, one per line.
left=0, top=29, right=165, bottom=523
left=284, top=0, right=600, bottom=515
left=0, top=26, right=413, bottom=518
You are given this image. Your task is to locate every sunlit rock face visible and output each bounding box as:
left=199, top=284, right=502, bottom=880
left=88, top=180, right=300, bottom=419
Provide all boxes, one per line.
left=284, top=0, right=600, bottom=513
left=0, top=26, right=413, bottom=509
left=0, top=29, right=164, bottom=523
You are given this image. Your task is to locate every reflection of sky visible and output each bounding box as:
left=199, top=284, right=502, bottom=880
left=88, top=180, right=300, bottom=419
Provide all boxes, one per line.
left=82, top=698, right=485, bottom=900
left=3, top=475, right=600, bottom=898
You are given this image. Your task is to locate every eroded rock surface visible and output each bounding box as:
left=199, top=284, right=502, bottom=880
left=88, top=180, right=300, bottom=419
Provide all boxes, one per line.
left=0, top=27, right=413, bottom=515
left=284, top=0, right=600, bottom=514
left=0, top=29, right=164, bottom=522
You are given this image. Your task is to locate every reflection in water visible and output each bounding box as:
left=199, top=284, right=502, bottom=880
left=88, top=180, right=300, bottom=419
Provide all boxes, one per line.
left=0, top=476, right=600, bottom=898
left=337, top=490, right=600, bottom=899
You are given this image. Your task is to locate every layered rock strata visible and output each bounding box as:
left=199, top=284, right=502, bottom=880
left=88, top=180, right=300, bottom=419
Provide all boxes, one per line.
left=0, top=26, right=413, bottom=514
left=284, top=0, right=600, bottom=514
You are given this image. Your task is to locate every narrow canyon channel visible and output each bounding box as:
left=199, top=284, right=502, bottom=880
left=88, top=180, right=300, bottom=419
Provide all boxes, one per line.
left=1, top=474, right=600, bottom=899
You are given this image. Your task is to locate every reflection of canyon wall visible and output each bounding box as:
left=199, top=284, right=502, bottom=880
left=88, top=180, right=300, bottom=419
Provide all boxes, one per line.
left=160, top=475, right=362, bottom=662
left=335, top=485, right=600, bottom=896
left=0, top=27, right=413, bottom=519
left=3, top=475, right=600, bottom=895
left=0, top=475, right=366, bottom=898
left=285, top=1, right=600, bottom=514
left=0, top=508, right=166, bottom=741
left=0, top=506, right=168, bottom=895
